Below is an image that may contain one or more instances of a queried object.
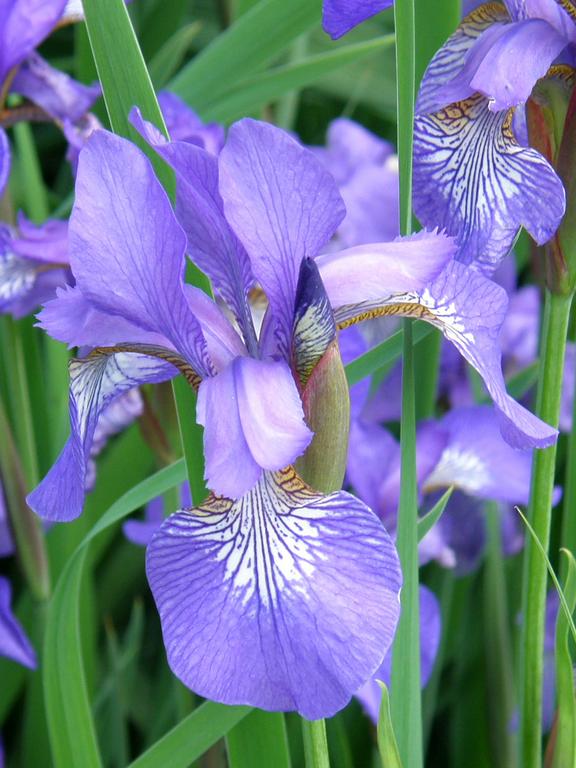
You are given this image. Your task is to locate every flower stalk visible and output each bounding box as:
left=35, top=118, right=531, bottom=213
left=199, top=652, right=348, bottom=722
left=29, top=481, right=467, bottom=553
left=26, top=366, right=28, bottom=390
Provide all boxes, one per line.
left=519, top=288, right=573, bottom=768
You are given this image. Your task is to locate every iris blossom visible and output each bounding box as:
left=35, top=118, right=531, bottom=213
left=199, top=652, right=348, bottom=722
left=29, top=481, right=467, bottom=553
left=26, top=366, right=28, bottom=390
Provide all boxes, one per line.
left=31, top=115, right=554, bottom=716
left=0, top=131, right=70, bottom=317
left=413, top=0, right=574, bottom=273
left=0, top=0, right=100, bottom=119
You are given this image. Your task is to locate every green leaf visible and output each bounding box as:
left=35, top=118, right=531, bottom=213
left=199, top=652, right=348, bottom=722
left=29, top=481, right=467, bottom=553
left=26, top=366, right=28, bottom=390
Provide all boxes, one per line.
left=417, top=487, right=453, bottom=542
left=377, top=683, right=403, bottom=768
left=301, top=719, right=331, bottom=768
left=344, top=322, right=433, bottom=386
left=128, top=702, right=251, bottom=768
left=43, top=461, right=186, bottom=765
left=204, top=36, right=394, bottom=123
left=227, top=710, right=292, bottom=768
left=170, top=0, right=322, bottom=109
left=552, top=550, right=576, bottom=768
left=81, top=0, right=174, bottom=193
left=149, top=22, right=201, bottom=89
left=515, top=507, right=576, bottom=647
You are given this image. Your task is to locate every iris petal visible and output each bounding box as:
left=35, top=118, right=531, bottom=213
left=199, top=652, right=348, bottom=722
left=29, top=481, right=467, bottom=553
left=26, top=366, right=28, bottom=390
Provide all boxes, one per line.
left=146, top=468, right=401, bottom=719
left=197, top=357, right=312, bottom=498
left=70, top=130, right=210, bottom=376
left=219, top=119, right=345, bottom=355
left=28, top=351, right=177, bottom=521
left=322, top=0, right=394, bottom=39
left=330, top=261, right=557, bottom=449
left=414, top=94, right=565, bottom=273
left=0, top=577, right=36, bottom=669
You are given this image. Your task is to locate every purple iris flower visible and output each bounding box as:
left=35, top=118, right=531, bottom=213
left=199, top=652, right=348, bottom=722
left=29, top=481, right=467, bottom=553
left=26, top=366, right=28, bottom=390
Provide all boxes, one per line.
left=355, top=585, right=441, bottom=722
left=0, top=1, right=100, bottom=119
left=314, top=118, right=399, bottom=247
left=346, top=400, right=547, bottom=569
left=29, top=111, right=557, bottom=715
left=323, top=0, right=394, bottom=39
left=0, top=132, right=71, bottom=317
left=414, top=0, right=572, bottom=273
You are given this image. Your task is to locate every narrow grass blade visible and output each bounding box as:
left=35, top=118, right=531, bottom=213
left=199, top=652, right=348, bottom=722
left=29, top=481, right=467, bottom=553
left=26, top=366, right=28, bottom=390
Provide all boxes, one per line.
left=551, top=550, right=576, bottom=768
left=43, top=460, right=188, bottom=764
left=227, top=711, right=291, bottom=768
left=149, top=23, right=201, bottom=89
left=417, top=487, right=453, bottom=542
left=377, top=683, right=403, bottom=768
left=515, top=507, right=576, bottom=646
left=129, top=702, right=251, bottom=768
left=205, top=37, right=394, bottom=123
left=170, top=0, right=322, bottom=109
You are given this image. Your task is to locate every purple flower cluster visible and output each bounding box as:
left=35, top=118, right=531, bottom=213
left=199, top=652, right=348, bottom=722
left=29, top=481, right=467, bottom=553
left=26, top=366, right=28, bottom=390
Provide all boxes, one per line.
left=7, top=0, right=571, bottom=726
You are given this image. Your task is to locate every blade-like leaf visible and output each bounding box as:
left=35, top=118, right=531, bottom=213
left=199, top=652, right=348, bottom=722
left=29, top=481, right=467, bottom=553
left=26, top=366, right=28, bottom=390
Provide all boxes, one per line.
left=226, top=711, right=291, bottom=768
left=81, top=0, right=173, bottom=192
left=377, top=683, right=403, bottom=768
left=417, top=487, right=453, bottom=542
left=170, top=0, right=322, bottom=109
left=205, top=36, right=394, bottom=123
left=552, top=550, right=576, bottom=768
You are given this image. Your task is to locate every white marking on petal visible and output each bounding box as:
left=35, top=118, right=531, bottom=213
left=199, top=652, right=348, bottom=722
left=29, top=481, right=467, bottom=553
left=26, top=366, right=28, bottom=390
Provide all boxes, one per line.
left=0, top=252, right=36, bottom=305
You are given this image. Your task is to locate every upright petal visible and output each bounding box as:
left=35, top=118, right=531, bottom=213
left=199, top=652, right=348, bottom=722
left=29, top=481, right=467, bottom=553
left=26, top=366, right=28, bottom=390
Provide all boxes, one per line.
left=355, top=586, right=441, bottom=722
left=331, top=261, right=557, bottom=449
left=197, top=357, right=312, bottom=498
left=70, top=130, right=210, bottom=376
left=416, top=3, right=510, bottom=115
left=11, top=53, right=101, bottom=122
left=146, top=468, right=401, bottom=719
left=219, top=119, right=345, bottom=353
left=28, top=351, right=177, bottom=521
left=0, top=0, right=66, bottom=86
left=322, top=0, right=394, bottom=39
left=0, top=577, right=36, bottom=668
left=414, top=94, right=565, bottom=273
left=466, top=21, right=566, bottom=110
left=130, top=109, right=256, bottom=349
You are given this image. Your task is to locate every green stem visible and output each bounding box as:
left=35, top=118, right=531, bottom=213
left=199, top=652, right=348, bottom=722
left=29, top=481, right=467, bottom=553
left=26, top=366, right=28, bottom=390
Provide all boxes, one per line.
left=519, top=289, right=573, bottom=768
left=302, top=719, right=330, bottom=768
left=0, top=395, right=51, bottom=601
left=390, top=0, right=421, bottom=765
left=390, top=321, right=422, bottom=768
left=483, top=502, right=515, bottom=768
left=12, top=121, right=49, bottom=222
